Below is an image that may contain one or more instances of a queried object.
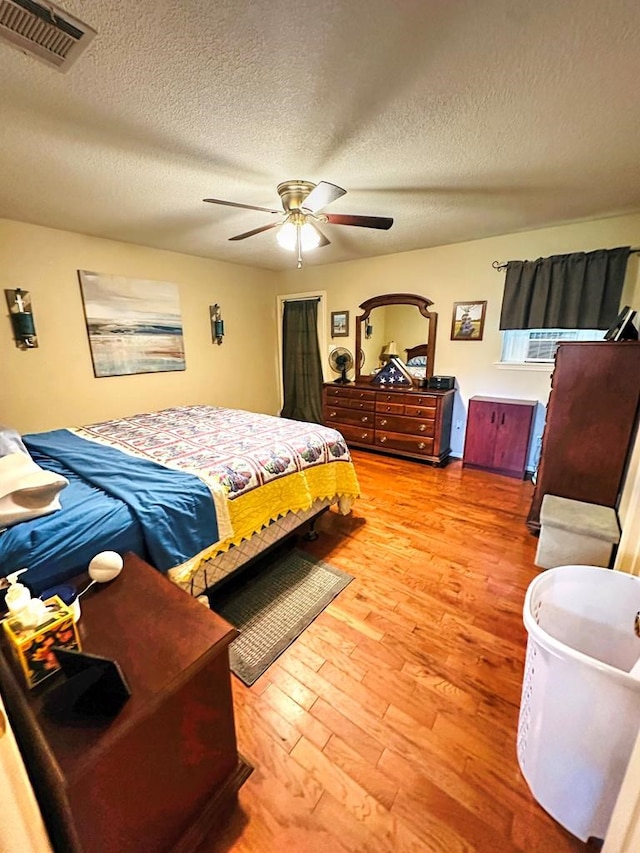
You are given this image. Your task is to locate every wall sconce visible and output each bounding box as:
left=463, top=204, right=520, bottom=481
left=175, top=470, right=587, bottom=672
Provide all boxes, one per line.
left=210, top=303, right=224, bottom=345
left=365, top=320, right=373, bottom=339
left=5, top=288, right=38, bottom=349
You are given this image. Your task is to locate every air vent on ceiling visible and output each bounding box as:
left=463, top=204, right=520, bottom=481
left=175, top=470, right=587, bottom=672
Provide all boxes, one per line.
left=0, top=0, right=96, bottom=71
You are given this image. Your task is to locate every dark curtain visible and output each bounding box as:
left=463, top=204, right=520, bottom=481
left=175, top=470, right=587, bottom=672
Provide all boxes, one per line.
left=280, top=299, right=323, bottom=423
left=499, top=246, right=630, bottom=330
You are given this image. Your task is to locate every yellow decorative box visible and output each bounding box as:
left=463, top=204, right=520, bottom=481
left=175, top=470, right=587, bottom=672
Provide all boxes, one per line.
left=3, top=596, right=81, bottom=689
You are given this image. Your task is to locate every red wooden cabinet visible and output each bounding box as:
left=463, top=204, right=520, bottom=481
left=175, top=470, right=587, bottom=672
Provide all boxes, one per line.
left=463, top=396, right=536, bottom=479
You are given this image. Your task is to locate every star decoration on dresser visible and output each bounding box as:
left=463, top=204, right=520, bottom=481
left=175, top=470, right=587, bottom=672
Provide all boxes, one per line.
left=370, top=356, right=414, bottom=388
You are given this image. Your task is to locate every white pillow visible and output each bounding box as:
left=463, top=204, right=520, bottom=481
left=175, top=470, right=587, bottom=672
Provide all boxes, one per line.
left=0, top=425, right=29, bottom=458
left=0, top=453, right=69, bottom=529
left=406, top=365, right=427, bottom=379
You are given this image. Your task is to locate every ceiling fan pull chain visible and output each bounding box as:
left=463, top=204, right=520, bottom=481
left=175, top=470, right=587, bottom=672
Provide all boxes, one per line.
left=296, top=225, right=303, bottom=269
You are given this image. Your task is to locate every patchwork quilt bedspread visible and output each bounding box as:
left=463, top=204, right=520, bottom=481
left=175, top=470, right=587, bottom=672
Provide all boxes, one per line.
left=73, top=405, right=360, bottom=580
left=1, top=406, right=360, bottom=592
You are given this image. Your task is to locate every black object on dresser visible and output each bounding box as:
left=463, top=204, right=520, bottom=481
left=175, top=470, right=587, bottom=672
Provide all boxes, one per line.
left=0, top=553, right=252, bottom=853
left=427, top=375, right=456, bottom=391
left=323, top=382, right=454, bottom=465
left=527, top=341, right=640, bottom=532
left=463, top=396, right=537, bottom=479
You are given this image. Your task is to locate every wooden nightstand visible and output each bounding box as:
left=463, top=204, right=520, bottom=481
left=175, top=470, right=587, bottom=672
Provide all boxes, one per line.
left=0, top=553, right=252, bottom=853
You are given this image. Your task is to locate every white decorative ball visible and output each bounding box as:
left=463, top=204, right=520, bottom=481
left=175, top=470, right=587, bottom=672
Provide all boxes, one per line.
left=88, top=550, right=124, bottom=583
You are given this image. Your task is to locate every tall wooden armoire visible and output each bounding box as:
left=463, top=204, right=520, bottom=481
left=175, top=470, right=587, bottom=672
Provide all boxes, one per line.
left=527, top=341, right=640, bottom=532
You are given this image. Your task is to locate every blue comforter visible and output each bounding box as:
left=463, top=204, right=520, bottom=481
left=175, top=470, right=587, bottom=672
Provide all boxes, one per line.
left=0, top=430, right=219, bottom=595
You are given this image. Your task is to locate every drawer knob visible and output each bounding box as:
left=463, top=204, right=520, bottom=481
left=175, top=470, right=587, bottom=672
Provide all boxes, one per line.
left=380, top=418, right=387, bottom=426
left=416, top=410, right=423, bottom=416
left=418, top=442, right=425, bottom=450
left=329, top=412, right=336, bottom=418
left=380, top=435, right=387, bottom=443
left=419, top=424, right=426, bottom=432
left=361, top=416, right=369, bottom=423
left=361, top=432, right=369, bottom=439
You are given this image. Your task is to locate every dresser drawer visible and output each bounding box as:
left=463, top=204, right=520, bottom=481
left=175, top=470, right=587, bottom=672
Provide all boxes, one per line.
left=375, top=413, right=435, bottom=437
left=324, top=386, right=376, bottom=402
left=336, top=424, right=375, bottom=445
left=375, top=401, right=405, bottom=415
left=375, top=430, right=435, bottom=457
left=341, top=398, right=376, bottom=412
left=376, top=391, right=407, bottom=405
left=407, top=393, right=438, bottom=407
left=324, top=407, right=374, bottom=428
left=404, top=402, right=438, bottom=418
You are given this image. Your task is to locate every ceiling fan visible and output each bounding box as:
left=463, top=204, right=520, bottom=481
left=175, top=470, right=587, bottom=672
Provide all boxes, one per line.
left=203, top=180, right=393, bottom=268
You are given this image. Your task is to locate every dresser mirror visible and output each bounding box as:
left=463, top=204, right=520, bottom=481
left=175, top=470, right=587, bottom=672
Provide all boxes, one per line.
left=355, top=293, right=437, bottom=383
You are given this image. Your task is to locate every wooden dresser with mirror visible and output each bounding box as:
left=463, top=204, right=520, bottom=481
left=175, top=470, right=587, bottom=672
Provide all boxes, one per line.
left=323, top=293, right=454, bottom=465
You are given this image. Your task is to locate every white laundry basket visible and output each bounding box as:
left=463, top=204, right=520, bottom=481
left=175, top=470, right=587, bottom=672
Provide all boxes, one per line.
left=518, top=564, right=640, bottom=842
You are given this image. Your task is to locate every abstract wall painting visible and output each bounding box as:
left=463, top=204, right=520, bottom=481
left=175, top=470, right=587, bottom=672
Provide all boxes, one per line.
left=78, top=271, right=185, bottom=377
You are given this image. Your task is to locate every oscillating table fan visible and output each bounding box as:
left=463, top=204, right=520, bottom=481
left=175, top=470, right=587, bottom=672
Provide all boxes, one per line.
left=329, top=347, right=354, bottom=384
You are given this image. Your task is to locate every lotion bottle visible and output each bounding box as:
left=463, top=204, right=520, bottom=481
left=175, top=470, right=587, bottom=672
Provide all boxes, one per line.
left=4, top=569, right=49, bottom=629
left=5, top=568, right=32, bottom=617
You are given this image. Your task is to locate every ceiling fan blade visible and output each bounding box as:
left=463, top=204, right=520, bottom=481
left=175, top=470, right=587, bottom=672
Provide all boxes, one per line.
left=228, top=222, right=280, bottom=241
left=301, top=181, right=347, bottom=213
left=203, top=198, right=281, bottom=214
left=325, top=213, right=393, bottom=230
left=310, top=221, right=331, bottom=248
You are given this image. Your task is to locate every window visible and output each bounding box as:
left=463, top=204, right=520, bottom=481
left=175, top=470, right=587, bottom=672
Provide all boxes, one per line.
left=501, top=328, right=603, bottom=364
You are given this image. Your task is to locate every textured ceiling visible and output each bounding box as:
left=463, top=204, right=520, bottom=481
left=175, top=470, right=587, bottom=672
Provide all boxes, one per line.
left=1, top=0, right=640, bottom=270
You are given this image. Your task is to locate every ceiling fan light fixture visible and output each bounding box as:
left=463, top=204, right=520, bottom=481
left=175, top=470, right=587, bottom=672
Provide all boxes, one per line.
left=276, top=221, right=297, bottom=251
left=276, top=217, right=321, bottom=252
left=203, top=179, right=392, bottom=266
left=300, top=221, right=321, bottom=250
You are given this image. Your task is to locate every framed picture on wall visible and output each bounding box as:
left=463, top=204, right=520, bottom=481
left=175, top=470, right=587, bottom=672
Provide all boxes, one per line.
left=331, top=310, right=349, bottom=338
left=451, top=301, right=487, bottom=341
left=78, top=270, right=186, bottom=377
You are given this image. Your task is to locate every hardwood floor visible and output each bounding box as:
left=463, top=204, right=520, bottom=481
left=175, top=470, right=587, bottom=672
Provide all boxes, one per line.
left=201, top=450, right=590, bottom=853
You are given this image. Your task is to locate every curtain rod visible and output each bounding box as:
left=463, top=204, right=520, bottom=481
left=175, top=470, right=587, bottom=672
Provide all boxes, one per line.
left=492, top=247, right=640, bottom=272
left=282, top=296, right=321, bottom=302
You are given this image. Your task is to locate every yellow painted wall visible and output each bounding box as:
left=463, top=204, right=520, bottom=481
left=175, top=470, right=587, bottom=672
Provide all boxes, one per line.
left=0, top=220, right=280, bottom=433
left=279, top=212, right=640, bottom=463
left=2, top=213, right=639, bottom=465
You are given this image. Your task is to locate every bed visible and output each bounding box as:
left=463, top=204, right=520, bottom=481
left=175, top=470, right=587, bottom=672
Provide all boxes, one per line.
left=0, top=405, right=360, bottom=599
left=404, top=344, right=430, bottom=384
